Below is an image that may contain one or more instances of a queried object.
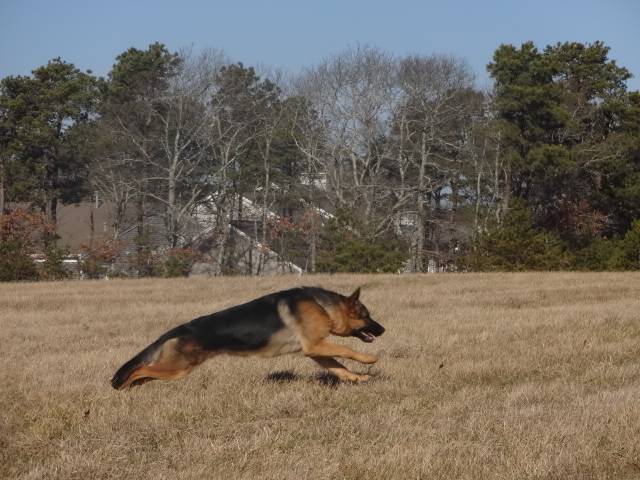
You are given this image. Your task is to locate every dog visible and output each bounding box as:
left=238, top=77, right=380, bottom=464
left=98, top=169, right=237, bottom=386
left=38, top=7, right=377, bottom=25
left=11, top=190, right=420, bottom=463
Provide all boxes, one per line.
left=111, top=286, right=385, bottom=389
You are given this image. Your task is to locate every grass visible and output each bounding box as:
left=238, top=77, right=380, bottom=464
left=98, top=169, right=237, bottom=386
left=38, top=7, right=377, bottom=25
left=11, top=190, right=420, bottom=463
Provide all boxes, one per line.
left=1, top=272, right=639, bottom=479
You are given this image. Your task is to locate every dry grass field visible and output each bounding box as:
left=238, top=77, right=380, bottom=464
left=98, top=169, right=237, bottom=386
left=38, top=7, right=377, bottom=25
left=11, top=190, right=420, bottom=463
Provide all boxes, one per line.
left=1, top=273, right=639, bottom=479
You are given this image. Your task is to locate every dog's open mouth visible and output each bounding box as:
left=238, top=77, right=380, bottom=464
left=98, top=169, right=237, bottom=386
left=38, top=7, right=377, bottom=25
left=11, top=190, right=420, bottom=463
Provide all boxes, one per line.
left=355, top=331, right=376, bottom=343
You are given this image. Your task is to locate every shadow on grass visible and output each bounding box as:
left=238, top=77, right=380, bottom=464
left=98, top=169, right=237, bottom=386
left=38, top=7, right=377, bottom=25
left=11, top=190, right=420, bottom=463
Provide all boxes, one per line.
left=313, top=372, right=341, bottom=387
left=265, top=369, right=385, bottom=387
left=264, top=370, right=341, bottom=387
left=264, top=370, right=300, bottom=383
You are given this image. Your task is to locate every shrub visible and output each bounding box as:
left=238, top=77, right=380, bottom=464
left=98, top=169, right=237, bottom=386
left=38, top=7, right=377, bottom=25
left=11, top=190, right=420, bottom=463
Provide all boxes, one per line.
left=161, top=248, right=196, bottom=277
left=79, top=239, right=122, bottom=279
left=40, top=244, right=70, bottom=280
left=133, top=231, right=158, bottom=277
left=460, top=200, right=573, bottom=271
left=608, top=220, right=640, bottom=270
left=0, top=209, right=53, bottom=282
left=572, top=237, right=618, bottom=271
left=317, top=219, right=407, bottom=273
left=0, top=238, right=39, bottom=281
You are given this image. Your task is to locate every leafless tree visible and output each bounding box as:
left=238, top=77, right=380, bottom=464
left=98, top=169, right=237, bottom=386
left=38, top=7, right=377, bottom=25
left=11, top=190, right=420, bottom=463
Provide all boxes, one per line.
left=87, top=45, right=487, bottom=275
left=105, top=49, right=228, bottom=248
left=204, top=62, right=274, bottom=274
left=90, top=152, right=139, bottom=237
left=397, top=54, right=475, bottom=271
left=294, top=46, right=401, bottom=234
left=147, top=49, right=227, bottom=247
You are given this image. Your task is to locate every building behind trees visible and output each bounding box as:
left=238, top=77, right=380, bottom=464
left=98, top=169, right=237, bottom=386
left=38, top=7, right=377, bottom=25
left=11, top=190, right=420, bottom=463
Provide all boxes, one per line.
left=1, top=41, right=639, bottom=280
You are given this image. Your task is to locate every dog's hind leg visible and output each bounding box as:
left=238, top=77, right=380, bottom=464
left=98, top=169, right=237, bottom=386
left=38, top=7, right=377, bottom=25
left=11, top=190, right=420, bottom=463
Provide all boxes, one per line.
left=125, top=363, right=194, bottom=386
left=310, top=356, right=371, bottom=383
left=119, top=338, right=206, bottom=388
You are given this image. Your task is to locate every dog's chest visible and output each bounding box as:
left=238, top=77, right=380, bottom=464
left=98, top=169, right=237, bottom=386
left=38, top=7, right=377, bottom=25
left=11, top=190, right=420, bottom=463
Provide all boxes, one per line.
left=258, top=327, right=302, bottom=357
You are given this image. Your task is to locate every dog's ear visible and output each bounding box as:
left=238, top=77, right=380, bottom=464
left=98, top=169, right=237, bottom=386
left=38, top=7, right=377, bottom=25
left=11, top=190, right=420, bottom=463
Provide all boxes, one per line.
left=347, top=287, right=361, bottom=304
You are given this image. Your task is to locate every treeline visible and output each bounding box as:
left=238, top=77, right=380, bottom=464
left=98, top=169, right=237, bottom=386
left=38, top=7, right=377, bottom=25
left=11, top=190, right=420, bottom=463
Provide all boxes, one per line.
left=1, top=41, right=639, bottom=279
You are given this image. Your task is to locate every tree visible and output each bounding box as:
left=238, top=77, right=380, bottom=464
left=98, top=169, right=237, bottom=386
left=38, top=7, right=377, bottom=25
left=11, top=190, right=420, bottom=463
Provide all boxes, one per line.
left=396, top=54, right=477, bottom=271
left=96, top=42, right=182, bottom=248
left=83, top=128, right=139, bottom=238
left=0, top=59, right=99, bottom=236
left=0, top=209, right=53, bottom=281
left=487, top=41, right=638, bottom=245
left=294, top=46, right=399, bottom=233
left=141, top=49, right=224, bottom=247
left=317, top=214, right=406, bottom=273
left=609, top=220, right=640, bottom=270
left=204, top=63, right=265, bottom=274
left=459, top=200, right=572, bottom=271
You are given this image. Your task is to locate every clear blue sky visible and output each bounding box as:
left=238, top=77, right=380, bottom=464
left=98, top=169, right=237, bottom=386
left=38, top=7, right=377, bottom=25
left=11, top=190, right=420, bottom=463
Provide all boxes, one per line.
left=1, top=0, right=639, bottom=90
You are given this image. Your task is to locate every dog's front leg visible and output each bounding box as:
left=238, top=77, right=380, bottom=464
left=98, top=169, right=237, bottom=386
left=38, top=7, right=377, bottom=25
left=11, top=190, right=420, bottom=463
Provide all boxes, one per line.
left=303, top=340, right=377, bottom=364
left=310, top=356, right=371, bottom=383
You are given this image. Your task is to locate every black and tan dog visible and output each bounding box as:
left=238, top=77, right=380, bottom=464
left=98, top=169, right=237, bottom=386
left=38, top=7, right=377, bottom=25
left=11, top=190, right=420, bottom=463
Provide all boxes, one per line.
left=111, top=286, right=385, bottom=389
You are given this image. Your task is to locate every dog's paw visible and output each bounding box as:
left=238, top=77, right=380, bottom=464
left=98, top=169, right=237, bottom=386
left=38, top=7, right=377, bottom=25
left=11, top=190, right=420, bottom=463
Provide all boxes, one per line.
left=336, top=371, right=371, bottom=383
left=358, top=354, right=378, bottom=364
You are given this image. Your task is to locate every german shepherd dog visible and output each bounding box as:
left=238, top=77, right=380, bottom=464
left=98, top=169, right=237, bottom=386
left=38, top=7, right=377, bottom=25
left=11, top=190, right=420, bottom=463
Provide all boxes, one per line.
left=111, top=287, right=385, bottom=389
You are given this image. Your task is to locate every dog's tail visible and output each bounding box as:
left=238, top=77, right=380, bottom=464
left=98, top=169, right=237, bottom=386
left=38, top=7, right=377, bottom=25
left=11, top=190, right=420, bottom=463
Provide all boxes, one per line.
left=111, top=325, right=189, bottom=390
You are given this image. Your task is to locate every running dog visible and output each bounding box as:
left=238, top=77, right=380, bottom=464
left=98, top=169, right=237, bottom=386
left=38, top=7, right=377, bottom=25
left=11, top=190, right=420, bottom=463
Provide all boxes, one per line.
left=111, top=286, right=385, bottom=389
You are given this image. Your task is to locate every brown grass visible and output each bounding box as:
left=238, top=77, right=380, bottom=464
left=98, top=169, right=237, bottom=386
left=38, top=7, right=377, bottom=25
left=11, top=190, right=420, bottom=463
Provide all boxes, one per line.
left=1, top=272, right=639, bottom=479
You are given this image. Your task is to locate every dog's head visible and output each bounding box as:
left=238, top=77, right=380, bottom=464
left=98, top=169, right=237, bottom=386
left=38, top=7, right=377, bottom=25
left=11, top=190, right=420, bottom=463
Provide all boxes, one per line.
left=344, top=287, right=385, bottom=343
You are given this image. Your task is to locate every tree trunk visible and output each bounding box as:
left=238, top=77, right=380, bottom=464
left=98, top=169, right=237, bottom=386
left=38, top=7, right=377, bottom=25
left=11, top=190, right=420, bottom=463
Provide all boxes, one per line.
left=135, top=194, right=148, bottom=276
left=44, top=195, right=58, bottom=246
left=434, top=189, right=442, bottom=270
left=113, top=196, right=126, bottom=239
left=308, top=209, right=318, bottom=273
left=494, top=131, right=507, bottom=224
left=214, top=200, right=231, bottom=276
left=415, top=132, right=428, bottom=272
left=502, top=165, right=511, bottom=223
left=251, top=218, right=258, bottom=275
left=450, top=181, right=458, bottom=216
left=258, top=137, right=271, bottom=275
left=310, top=232, right=316, bottom=273
left=89, top=207, right=95, bottom=248
left=168, top=164, right=177, bottom=248
left=0, top=159, right=5, bottom=214
left=474, top=168, right=482, bottom=245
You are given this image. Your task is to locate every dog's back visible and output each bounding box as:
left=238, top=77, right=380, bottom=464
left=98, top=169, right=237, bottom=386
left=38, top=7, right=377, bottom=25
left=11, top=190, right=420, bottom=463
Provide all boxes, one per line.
left=186, top=287, right=312, bottom=351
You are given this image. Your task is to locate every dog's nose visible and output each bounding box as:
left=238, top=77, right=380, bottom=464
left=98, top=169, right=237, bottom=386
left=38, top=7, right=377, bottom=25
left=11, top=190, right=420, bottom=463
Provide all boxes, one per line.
left=370, top=321, right=385, bottom=335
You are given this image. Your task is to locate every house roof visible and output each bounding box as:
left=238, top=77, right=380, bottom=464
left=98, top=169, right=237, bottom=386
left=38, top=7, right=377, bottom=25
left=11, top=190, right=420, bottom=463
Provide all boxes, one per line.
left=54, top=202, right=116, bottom=251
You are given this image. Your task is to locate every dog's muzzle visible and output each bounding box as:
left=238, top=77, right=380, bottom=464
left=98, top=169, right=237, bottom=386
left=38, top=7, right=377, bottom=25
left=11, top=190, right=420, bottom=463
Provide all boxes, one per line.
left=354, top=320, right=385, bottom=343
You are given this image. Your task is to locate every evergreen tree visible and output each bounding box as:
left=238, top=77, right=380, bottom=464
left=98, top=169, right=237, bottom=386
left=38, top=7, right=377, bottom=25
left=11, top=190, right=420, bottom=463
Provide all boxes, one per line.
left=487, top=41, right=639, bottom=250
left=0, top=59, right=99, bottom=234
left=460, top=200, right=572, bottom=271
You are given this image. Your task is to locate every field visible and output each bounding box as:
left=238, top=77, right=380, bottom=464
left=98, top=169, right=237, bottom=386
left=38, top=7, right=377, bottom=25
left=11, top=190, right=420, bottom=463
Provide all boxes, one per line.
left=1, top=273, right=640, bottom=479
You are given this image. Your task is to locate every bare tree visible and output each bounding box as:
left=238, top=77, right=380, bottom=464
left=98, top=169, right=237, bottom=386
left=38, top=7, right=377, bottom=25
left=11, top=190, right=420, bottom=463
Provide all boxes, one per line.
left=204, top=63, right=268, bottom=274
left=87, top=45, right=484, bottom=275
left=0, top=156, right=6, bottom=214
left=465, top=110, right=511, bottom=245
left=294, top=46, right=400, bottom=234
left=397, top=54, right=475, bottom=271
left=105, top=49, right=228, bottom=248
left=147, top=51, right=225, bottom=247
left=90, top=152, right=139, bottom=237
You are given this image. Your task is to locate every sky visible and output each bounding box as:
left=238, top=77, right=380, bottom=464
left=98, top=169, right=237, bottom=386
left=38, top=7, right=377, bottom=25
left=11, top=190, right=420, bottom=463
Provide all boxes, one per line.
left=1, top=0, right=639, bottom=90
